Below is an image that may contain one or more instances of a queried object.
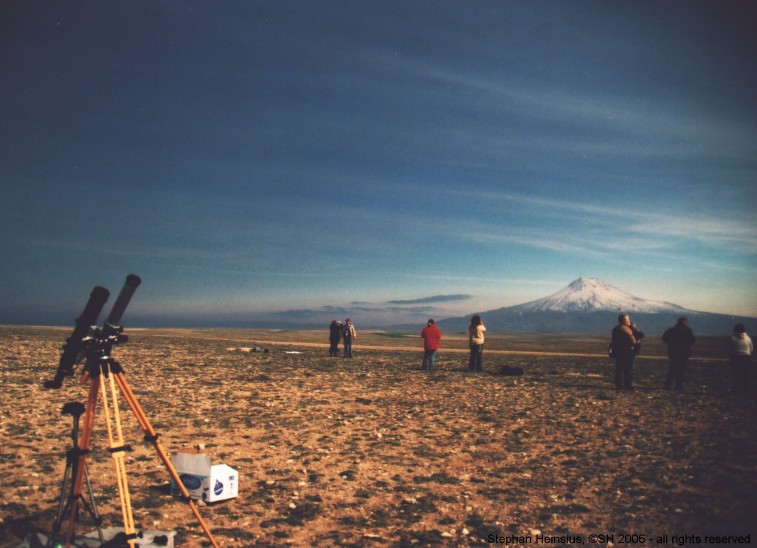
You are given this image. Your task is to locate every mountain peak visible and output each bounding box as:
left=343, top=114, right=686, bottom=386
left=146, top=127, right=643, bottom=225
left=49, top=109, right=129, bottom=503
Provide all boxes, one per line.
left=566, top=277, right=612, bottom=291
left=434, top=276, right=753, bottom=334
left=518, top=277, right=689, bottom=314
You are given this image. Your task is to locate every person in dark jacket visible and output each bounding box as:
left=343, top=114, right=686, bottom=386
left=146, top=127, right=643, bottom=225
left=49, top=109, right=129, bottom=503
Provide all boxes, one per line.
left=662, top=317, right=696, bottom=390
left=611, top=314, right=643, bottom=390
left=328, top=320, right=342, bottom=357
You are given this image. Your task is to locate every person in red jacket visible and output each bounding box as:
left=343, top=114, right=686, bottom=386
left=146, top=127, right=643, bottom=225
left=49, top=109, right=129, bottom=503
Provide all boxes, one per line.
left=421, top=319, right=442, bottom=371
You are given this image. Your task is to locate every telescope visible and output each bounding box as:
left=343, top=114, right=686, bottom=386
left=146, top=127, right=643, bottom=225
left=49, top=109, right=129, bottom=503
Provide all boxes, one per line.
left=43, top=274, right=220, bottom=547
left=44, top=274, right=141, bottom=389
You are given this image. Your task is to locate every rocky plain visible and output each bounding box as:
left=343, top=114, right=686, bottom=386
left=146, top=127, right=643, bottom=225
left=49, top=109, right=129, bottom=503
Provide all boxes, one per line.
left=1, top=325, right=755, bottom=547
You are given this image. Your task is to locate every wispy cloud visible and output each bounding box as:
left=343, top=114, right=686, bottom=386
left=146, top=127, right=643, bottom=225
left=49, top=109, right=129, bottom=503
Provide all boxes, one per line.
left=386, top=294, right=471, bottom=305
left=447, top=192, right=757, bottom=257
left=353, top=46, right=757, bottom=167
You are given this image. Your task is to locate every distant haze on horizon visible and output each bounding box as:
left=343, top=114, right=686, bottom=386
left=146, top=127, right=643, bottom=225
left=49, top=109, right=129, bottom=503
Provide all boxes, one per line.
left=1, top=1, right=755, bottom=328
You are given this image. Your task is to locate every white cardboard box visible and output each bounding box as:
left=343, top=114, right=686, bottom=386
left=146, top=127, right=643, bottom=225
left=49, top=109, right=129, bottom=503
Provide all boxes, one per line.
left=170, top=451, right=238, bottom=503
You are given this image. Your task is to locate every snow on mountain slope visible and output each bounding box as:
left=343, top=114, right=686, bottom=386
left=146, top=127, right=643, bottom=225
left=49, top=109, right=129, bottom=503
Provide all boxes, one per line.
left=432, top=276, right=752, bottom=333
left=516, top=277, right=691, bottom=314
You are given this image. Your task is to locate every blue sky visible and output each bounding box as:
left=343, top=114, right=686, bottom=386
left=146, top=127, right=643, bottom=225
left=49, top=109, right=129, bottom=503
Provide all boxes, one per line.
left=1, top=1, right=756, bottom=328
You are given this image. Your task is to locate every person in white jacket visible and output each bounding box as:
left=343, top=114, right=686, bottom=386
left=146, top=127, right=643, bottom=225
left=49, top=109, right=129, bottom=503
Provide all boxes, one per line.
left=468, top=315, right=486, bottom=372
left=729, top=323, right=753, bottom=395
left=342, top=318, right=357, bottom=358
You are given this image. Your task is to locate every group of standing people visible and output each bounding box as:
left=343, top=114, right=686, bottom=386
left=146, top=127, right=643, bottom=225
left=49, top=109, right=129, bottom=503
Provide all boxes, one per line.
left=328, top=314, right=753, bottom=394
left=612, top=313, right=753, bottom=395
left=420, top=315, right=487, bottom=372
left=328, top=319, right=356, bottom=358
left=329, top=315, right=487, bottom=372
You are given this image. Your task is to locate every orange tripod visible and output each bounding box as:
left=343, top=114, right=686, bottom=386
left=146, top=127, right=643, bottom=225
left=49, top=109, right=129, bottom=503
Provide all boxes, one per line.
left=45, top=275, right=219, bottom=547
left=62, top=357, right=219, bottom=547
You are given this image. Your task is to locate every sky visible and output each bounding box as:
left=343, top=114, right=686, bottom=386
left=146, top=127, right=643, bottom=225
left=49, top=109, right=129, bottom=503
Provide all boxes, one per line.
left=1, top=1, right=756, bottom=328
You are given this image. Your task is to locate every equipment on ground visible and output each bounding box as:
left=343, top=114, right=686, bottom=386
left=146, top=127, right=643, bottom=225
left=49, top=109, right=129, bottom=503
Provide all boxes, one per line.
left=44, top=275, right=219, bottom=548
left=49, top=401, right=104, bottom=546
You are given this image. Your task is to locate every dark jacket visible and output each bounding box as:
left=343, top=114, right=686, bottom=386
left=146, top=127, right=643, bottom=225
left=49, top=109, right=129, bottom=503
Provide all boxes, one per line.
left=329, top=322, right=342, bottom=344
left=611, top=324, right=637, bottom=357
left=662, top=323, right=695, bottom=358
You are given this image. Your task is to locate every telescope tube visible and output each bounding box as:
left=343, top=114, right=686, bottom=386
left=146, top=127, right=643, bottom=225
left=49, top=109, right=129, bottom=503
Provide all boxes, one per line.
left=44, top=285, right=110, bottom=389
left=104, top=274, right=142, bottom=329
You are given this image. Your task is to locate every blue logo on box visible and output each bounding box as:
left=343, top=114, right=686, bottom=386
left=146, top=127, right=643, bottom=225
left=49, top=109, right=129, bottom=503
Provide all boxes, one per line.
left=214, top=479, right=224, bottom=496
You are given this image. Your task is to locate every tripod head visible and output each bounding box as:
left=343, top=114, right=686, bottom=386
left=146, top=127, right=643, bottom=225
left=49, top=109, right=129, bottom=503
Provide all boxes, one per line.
left=44, top=275, right=141, bottom=389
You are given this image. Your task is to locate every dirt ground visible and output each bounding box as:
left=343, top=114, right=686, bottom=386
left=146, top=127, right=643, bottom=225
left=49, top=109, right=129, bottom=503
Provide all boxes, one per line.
left=1, top=326, right=755, bottom=547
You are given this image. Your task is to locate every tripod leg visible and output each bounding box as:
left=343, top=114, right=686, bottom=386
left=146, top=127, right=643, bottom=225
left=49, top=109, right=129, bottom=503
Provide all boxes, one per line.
left=83, top=457, right=104, bottom=544
left=51, top=406, right=104, bottom=546
left=113, top=372, right=220, bottom=548
left=65, top=379, right=99, bottom=548
left=100, top=367, right=137, bottom=546
left=52, top=452, right=72, bottom=533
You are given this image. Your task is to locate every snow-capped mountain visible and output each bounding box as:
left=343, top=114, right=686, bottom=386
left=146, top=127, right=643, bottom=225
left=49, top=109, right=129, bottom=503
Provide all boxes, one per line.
left=436, top=277, right=752, bottom=334
left=517, top=277, right=690, bottom=314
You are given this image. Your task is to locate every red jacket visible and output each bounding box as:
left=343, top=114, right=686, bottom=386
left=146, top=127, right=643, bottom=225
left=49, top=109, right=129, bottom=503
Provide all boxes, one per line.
left=421, top=324, right=442, bottom=351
